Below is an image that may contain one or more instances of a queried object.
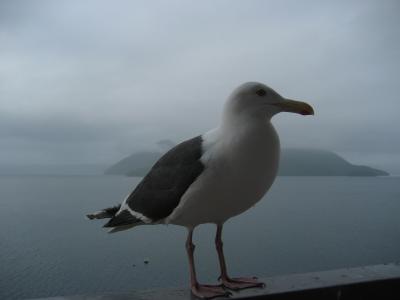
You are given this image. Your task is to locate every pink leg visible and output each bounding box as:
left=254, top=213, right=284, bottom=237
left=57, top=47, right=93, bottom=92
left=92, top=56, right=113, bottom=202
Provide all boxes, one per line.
left=185, top=228, right=231, bottom=299
left=215, top=224, right=265, bottom=291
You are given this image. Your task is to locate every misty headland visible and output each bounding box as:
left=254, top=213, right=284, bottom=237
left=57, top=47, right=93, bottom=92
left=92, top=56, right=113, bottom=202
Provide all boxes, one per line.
left=0, top=147, right=388, bottom=177
left=105, top=146, right=388, bottom=177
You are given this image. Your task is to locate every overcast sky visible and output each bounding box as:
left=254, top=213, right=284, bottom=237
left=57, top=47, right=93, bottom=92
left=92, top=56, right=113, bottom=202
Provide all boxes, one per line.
left=1, top=0, right=399, bottom=173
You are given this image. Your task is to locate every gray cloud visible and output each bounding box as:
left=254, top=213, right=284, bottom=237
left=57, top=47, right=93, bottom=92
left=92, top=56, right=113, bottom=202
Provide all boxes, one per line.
left=0, top=0, right=399, bottom=172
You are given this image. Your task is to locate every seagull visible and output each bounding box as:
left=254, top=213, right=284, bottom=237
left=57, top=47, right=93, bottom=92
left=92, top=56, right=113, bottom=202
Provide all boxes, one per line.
left=87, top=82, right=314, bottom=299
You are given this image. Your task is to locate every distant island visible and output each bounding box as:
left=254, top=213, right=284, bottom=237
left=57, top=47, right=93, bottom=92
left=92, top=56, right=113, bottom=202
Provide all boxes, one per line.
left=105, top=148, right=389, bottom=177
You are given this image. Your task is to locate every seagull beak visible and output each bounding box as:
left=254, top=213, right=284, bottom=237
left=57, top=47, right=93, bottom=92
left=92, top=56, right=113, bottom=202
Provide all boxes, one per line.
left=274, top=99, right=314, bottom=116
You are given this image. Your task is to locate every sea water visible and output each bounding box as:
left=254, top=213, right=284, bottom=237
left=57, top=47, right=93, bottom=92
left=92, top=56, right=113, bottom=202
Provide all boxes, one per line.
left=1, top=175, right=399, bottom=299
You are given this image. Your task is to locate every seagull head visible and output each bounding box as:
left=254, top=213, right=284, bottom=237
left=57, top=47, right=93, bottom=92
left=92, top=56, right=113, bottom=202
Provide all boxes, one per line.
left=224, top=82, right=314, bottom=121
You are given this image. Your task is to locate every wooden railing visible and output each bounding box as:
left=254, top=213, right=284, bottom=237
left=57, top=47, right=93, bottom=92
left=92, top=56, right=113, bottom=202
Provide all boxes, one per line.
left=32, top=262, right=400, bottom=300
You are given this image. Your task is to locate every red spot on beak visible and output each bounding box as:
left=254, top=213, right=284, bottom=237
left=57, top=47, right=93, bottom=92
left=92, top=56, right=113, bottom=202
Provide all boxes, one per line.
left=301, top=110, right=312, bottom=115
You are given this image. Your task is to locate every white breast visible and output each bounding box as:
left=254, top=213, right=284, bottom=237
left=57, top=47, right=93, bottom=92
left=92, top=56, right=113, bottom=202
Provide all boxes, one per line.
left=167, top=120, right=280, bottom=228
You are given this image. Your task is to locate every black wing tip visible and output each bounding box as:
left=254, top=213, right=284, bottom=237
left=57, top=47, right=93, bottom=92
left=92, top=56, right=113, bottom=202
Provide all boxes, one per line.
left=103, top=210, right=142, bottom=228
left=86, top=214, right=96, bottom=220
left=86, top=205, right=121, bottom=221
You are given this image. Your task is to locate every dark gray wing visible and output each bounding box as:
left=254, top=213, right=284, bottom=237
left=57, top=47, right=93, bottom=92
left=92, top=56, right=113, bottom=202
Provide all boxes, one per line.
left=104, top=136, right=204, bottom=227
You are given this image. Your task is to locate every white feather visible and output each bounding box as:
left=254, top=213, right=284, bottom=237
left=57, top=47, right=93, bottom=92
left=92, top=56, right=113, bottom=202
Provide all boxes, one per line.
left=166, top=115, right=280, bottom=227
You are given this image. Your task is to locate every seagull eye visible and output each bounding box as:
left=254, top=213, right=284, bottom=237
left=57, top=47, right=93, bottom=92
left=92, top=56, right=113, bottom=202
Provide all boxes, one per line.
left=256, top=89, right=266, bottom=96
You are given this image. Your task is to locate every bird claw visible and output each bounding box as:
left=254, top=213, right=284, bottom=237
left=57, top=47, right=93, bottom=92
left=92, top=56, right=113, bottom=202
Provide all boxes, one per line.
left=191, top=283, right=232, bottom=299
left=219, top=276, right=265, bottom=291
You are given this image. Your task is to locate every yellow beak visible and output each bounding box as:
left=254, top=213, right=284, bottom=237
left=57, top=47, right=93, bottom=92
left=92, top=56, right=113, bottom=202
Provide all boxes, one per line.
left=274, top=99, right=314, bottom=115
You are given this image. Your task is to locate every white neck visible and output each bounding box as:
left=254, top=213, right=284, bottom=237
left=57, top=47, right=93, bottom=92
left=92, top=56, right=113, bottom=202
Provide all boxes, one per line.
left=221, top=108, right=275, bottom=134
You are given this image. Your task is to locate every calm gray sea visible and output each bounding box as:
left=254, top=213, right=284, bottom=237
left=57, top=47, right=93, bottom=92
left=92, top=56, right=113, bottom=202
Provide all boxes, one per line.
left=1, top=175, right=399, bottom=299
